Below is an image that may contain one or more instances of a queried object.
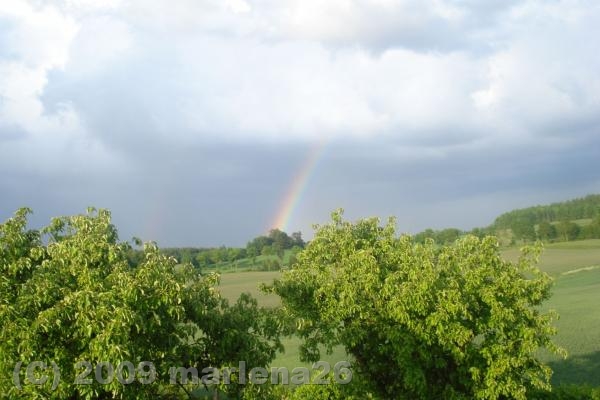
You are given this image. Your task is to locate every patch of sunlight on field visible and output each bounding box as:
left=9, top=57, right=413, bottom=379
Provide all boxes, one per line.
left=501, top=241, right=600, bottom=385
left=501, top=240, right=600, bottom=276
left=540, top=268, right=600, bottom=386
left=217, top=271, right=281, bottom=308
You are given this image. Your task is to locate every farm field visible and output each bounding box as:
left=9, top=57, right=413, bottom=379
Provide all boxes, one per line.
left=543, top=267, right=600, bottom=385
left=218, top=271, right=348, bottom=378
left=501, top=239, right=600, bottom=276
left=218, top=239, right=600, bottom=386
left=218, top=271, right=281, bottom=309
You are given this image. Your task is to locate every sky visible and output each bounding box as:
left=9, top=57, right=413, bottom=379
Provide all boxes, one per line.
left=1, top=0, right=599, bottom=247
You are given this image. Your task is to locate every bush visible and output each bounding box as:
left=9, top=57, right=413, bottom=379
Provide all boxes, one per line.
left=274, top=210, right=564, bottom=400
left=0, top=208, right=282, bottom=399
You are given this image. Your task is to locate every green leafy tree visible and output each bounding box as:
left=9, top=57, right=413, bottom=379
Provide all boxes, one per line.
left=512, top=217, right=537, bottom=242
left=273, top=210, right=564, bottom=400
left=581, top=216, right=600, bottom=239
left=290, top=232, right=305, bottom=248
left=247, top=236, right=273, bottom=258
left=195, top=251, right=211, bottom=268
left=537, top=221, right=557, bottom=242
left=261, top=245, right=274, bottom=256
left=287, top=369, right=373, bottom=400
left=268, top=229, right=293, bottom=250
left=0, top=208, right=282, bottom=399
left=556, top=221, right=580, bottom=242
left=413, top=228, right=436, bottom=244
left=286, top=245, right=303, bottom=268
left=468, top=227, right=488, bottom=239
left=436, top=228, right=463, bottom=244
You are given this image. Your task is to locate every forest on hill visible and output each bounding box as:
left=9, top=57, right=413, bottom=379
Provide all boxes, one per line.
left=414, top=194, right=600, bottom=245
left=160, top=194, right=600, bottom=268
left=493, top=194, right=600, bottom=228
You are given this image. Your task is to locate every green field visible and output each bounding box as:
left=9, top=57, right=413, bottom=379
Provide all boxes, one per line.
left=501, top=240, right=600, bottom=276
left=217, top=239, right=600, bottom=387
left=543, top=268, right=600, bottom=385
left=218, top=271, right=282, bottom=309
left=218, top=271, right=348, bottom=376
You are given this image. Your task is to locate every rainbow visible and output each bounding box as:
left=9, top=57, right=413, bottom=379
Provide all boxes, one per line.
left=270, top=139, right=328, bottom=232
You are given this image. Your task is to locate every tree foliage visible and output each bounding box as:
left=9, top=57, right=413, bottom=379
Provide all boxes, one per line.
left=414, top=228, right=466, bottom=245
left=246, top=230, right=304, bottom=261
left=0, top=208, right=282, bottom=399
left=555, top=221, right=580, bottom=242
left=273, top=210, right=564, bottom=399
left=537, top=221, right=557, bottom=242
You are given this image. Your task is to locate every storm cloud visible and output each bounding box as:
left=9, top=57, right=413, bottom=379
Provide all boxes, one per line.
left=1, top=0, right=599, bottom=246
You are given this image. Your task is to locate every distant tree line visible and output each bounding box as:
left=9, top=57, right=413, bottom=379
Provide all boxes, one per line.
left=414, top=228, right=465, bottom=245
left=413, top=194, right=600, bottom=244
left=126, top=229, right=306, bottom=270
left=494, top=194, right=600, bottom=242
left=536, top=218, right=600, bottom=242
left=135, top=194, right=600, bottom=268
left=162, top=246, right=248, bottom=268
left=413, top=226, right=498, bottom=245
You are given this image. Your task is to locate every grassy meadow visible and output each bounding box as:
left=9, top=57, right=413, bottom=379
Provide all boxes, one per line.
left=218, top=271, right=348, bottom=378
left=217, top=239, right=600, bottom=387
left=526, top=240, right=600, bottom=386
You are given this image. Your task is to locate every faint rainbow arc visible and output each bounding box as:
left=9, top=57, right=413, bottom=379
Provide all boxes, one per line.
left=270, top=139, right=328, bottom=232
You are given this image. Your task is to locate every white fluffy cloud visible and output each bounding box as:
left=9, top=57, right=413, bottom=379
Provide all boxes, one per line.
left=472, top=1, right=600, bottom=133
left=0, top=1, right=76, bottom=128
left=0, top=0, right=128, bottom=176
left=2, top=0, right=599, bottom=146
